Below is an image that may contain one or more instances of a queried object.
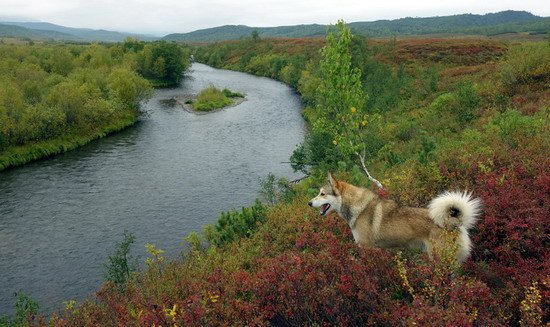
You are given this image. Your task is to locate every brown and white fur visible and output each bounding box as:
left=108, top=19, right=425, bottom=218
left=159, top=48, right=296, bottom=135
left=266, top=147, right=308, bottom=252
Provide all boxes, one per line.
left=308, top=173, right=482, bottom=263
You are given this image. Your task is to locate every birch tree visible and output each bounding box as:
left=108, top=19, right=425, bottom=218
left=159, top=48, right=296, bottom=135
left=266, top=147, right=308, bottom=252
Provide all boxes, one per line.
left=315, top=20, right=383, bottom=189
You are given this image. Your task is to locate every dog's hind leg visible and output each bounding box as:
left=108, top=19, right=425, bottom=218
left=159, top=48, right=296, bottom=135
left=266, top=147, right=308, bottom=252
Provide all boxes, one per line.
left=423, top=239, right=433, bottom=260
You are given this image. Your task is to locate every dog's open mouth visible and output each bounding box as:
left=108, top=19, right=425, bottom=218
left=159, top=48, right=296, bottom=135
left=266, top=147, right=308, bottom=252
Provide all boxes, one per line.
left=320, top=203, right=331, bottom=216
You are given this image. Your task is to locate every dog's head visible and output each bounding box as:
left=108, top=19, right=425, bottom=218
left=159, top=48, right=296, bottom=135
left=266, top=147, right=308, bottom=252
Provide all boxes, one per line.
left=308, top=172, right=342, bottom=216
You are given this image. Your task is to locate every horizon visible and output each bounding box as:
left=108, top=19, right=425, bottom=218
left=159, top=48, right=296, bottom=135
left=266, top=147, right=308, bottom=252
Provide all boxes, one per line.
left=1, top=0, right=548, bottom=36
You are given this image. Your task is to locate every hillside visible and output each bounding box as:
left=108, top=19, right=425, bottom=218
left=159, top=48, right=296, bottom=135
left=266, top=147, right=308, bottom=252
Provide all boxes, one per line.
left=163, top=10, right=549, bottom=42
left=0, top=23, right=82, bottom=41
left=0, top=22, right=157, bottom=42
left=164, top=24, right=326, bottom=42
left=349, top=10, right=550, bottom=36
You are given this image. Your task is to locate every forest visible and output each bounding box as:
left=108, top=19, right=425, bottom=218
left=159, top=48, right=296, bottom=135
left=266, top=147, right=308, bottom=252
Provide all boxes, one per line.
left=0, top=39, right=189, bottom=170
left=3, top=21, right=543, bottom=326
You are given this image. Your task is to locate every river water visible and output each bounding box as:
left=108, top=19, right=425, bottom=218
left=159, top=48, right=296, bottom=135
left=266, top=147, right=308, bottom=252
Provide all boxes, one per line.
left=0, top=63, right=305, bottom=315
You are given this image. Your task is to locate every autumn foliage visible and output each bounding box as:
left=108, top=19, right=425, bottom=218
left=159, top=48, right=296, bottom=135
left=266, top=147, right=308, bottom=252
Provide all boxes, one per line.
left=26, top=32, right=549, bottom=326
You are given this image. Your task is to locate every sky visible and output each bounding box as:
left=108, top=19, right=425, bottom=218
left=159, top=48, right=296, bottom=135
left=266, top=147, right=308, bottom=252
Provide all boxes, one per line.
left=0, top=0, right=548, bottom=36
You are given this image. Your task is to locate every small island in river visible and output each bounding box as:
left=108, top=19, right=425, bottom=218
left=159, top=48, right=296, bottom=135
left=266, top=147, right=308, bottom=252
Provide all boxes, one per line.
left=177, top=85, right=246, bottom=114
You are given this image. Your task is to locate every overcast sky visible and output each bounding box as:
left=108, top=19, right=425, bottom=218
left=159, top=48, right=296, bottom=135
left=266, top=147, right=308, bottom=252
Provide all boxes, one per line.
left=1, top=0, right=548, bottom=36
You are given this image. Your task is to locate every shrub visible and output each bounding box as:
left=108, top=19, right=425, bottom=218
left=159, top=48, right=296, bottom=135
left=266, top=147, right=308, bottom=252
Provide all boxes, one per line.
left=221, top=88, right=244, bottom=98
left=468, top=160, right=549, bottom=284
left=486, top=109, right=545, bottom=149
left=0, top=291, right=40, bottom=327
left=137, top=41, right=190, bottom=87
left=245, top=54, right=281, bottom=78
left=455, top=80, right=480, bottom=123
left=290, top=131, right=345, bottom=174
left=107, top=68, right=153, bottom=110
left=279, top=64, right=300, bottom=87
left=192, top=85, right=232, bottom=111
left=19, top=105, right=65, bottom=142
left=104, top=231, right=137, bottom=288
left=204, top=200, right=267, bottom=248
left=259, top=173, right=296, bottom=206
left=500, top=42, right=550, bottom=92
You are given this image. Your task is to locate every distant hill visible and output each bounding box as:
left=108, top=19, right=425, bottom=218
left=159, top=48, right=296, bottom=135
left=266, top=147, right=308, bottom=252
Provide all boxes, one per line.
left=348, top=10, right=550, bottom=36
left=0, top=23, right=83, bottom=41
left=163, top=25, right=323, bottom=43
left=164, top=24, right=327, bottom=42
left=0, top=22, right=157, bottom=42
left=164, top=10, right=549, bottom=42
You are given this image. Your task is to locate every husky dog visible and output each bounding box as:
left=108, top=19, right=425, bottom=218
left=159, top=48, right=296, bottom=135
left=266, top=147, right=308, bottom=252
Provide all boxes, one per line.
left=308, top=173, right=482, bottom=263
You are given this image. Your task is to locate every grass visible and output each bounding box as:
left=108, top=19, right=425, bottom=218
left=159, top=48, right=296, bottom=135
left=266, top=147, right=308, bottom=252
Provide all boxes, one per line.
left=191, top=85, right=241, bottom=112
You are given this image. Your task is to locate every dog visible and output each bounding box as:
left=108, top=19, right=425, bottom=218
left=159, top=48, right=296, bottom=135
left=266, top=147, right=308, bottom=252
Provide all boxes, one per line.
left=308, top=173, right=482, bottom=263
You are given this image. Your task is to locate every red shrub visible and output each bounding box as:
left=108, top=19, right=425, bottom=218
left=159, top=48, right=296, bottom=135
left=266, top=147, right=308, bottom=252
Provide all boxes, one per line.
left=48, top=153, right=548, bottom=325
left=468, top=161, right=549, bottom=285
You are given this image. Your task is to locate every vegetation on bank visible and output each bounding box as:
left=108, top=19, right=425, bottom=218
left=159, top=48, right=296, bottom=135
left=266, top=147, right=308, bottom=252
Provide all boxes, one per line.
left=0, top=39, right=190, bottom=171
left=3, top=21, right=549, bottom=325
left=187, top=85, right=244, bottom=112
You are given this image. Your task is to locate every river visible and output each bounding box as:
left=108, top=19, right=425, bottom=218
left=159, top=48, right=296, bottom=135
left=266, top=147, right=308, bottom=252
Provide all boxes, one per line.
left=0, top=63, right=305, bottom=315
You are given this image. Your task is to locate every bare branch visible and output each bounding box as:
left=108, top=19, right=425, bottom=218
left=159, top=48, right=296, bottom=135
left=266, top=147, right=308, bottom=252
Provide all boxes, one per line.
left=289, top=175, right=310, bottom=185
left=355, top=151, right=384, bottom=189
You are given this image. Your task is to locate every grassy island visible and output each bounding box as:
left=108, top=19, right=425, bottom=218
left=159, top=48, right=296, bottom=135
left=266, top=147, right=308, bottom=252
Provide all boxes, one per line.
left=188, top=85, right=245, bottom=112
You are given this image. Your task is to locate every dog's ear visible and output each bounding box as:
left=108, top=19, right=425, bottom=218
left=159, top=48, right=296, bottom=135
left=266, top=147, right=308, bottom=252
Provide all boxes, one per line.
left=328, top=172, right=340, bottom=195
left=328, top=172, right=336, bottom=185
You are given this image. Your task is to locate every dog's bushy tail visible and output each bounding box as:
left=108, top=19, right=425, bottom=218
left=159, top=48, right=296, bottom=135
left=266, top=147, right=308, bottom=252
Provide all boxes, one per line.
left=428, top=191, right=482, bottom=230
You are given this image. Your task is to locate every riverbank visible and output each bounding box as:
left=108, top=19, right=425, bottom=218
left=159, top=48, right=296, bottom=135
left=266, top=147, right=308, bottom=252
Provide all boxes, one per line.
left=0, top=114, right=137, bottom=172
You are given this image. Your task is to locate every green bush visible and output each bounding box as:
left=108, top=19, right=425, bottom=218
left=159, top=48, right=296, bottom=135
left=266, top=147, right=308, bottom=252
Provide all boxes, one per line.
left=455, top=81, right=480, bottom=123
left=246, top=54, right=281, bottom=77
left=20, top=105, right=66, bottom=141
left=204, top=200, right=267, bottom=248
left=107, top=68, right=153, bottom=110
left=222, top=88, right=244, bottom=98
left=0, top=291, right=39, bottom=327
left=259, top=173, right=296, bottom=206
left=136, top=41, right=190, bottom=87
left=486, top=109, right=546, bottom=149
left=290, top=131, right=345, bottom=174
left=500, top=42, right=550, bottom=91
left=104, top=231, right=137, bottom=288
left=192, top=85, right=233, bottom=111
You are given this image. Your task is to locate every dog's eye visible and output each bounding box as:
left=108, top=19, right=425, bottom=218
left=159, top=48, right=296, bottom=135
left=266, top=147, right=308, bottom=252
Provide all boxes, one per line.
left=320, top=193, right=325, bottom=196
